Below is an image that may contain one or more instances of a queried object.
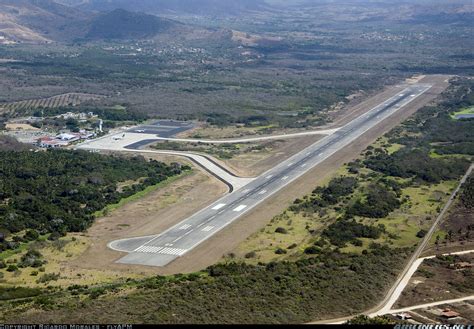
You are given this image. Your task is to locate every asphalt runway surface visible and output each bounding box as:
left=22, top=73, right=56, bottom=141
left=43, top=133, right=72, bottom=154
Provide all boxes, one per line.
left=109, top=83, right=432, bottom=267
left=127, top=120, right=194, bottom=137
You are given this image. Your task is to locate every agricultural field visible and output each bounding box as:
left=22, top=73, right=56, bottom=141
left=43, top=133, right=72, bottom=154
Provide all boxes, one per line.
left=0, top=1, right=472, bottom=128
left=0, top=93, right=105, bottom=115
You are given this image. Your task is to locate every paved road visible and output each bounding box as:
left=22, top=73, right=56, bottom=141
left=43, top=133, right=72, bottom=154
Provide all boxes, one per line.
left=370, top=249, right=474, bottom=317
left=387, top=295, right=474, bottom=315
left=150, top=128, right=339, bottom=144
left=77, top=134, right=255, bottom=192
left=122, top=148, right=255, bottom=192
left=370, top=163, right=474, bottom=316
left=310, top=164, right=473, bottom=324
left=109, top=83, right=432, bottom=267
left=315, top=249, right=474, bottom=324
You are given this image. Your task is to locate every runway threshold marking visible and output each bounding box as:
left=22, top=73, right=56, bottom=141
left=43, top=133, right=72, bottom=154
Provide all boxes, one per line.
left=116, top=85, right=431, bottom=265
left=233, top=205, right=247, bottom=212
left=158, top=247, right=187, bottom=256
left=136, top=246, right=163, bottom=253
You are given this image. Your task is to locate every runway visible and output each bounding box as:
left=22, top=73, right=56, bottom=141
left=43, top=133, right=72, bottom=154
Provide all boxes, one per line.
left=109, top=83, right=432, bottom=267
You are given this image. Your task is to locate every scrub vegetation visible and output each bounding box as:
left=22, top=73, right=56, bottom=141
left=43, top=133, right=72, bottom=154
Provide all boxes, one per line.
left=236, top=77, right=473, bottom=263
left=1, top=75, right=472, bottom=326
left=1, top=246, right=410, bottom=324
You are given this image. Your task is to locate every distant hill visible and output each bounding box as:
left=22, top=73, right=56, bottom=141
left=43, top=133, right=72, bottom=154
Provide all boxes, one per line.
left=0, top=0, right=185, bottom=43
left=86, top=9, right=180, bottom=40
left=74, top=0, right=269, bottom=16
left=0, top=0, right=89, bottom=42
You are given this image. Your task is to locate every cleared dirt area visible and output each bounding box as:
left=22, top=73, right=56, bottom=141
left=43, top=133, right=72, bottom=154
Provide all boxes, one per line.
left=5, top=123, right=39, bottom=131
left=394, top=253, right=473, bottom=309
left=177, top=123, right=277, bottom=140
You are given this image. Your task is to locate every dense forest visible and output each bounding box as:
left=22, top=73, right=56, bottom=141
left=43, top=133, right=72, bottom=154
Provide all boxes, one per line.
left=0, top=150, right=187, bottom=239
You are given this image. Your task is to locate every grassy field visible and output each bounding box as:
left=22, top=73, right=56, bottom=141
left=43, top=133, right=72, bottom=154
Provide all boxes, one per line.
left=233, top=158, right=459, bottom=263
left=451, top=106, right=474, bottom=119
left=93, top=170, right=192, bottom=218
left=0, top=232, right=135, bottom=288
left=181, top=124, right=283, bottom=139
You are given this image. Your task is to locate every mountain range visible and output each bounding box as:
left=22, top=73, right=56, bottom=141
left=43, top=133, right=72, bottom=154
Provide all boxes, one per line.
left=0, top=0, right=184, bottom=43
left=56, top=0, right=268, bottom=15
left=0, top=0, right=472, bottom=44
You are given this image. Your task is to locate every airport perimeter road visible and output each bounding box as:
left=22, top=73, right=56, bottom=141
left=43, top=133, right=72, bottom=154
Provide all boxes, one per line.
left=109, top=83, right=432, bottom=267
left=370, top=249, right=474, bottom=317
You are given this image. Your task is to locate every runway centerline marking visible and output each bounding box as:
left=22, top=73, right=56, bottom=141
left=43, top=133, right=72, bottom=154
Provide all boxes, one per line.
left=202, top=226, right=214, bottom=232
left=212, top=203, right=226, bottom=210
left=233, top=205, right=247, bottom=212
left=178, top=224, right=192, bottom=230
left=111, top=84, right=433, bottom=267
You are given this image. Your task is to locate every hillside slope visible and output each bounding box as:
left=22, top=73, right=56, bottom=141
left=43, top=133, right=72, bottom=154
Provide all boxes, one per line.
left=0, top=0, right=89, bottom=42
left=76, top=0, right=268, bottom=16
left=0, top=0, right=184, bottom=43
left=86, top=9, right=180, bottom=40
